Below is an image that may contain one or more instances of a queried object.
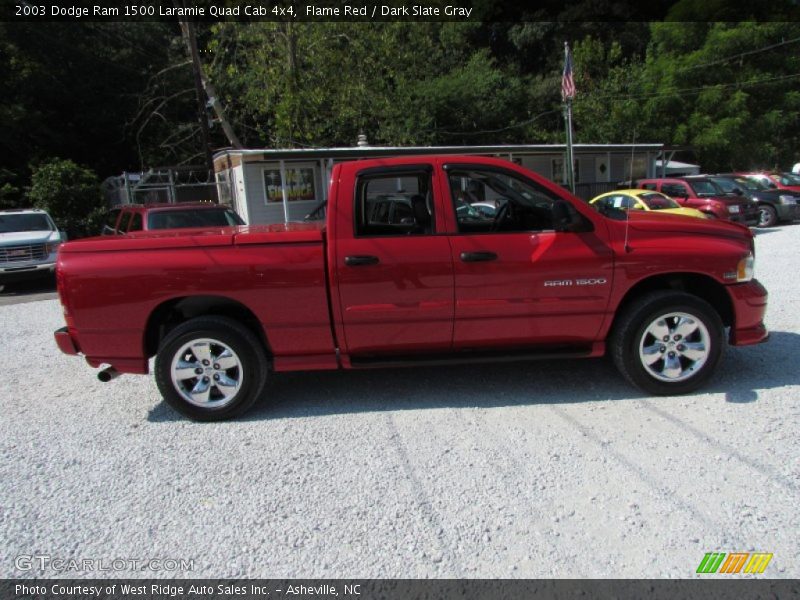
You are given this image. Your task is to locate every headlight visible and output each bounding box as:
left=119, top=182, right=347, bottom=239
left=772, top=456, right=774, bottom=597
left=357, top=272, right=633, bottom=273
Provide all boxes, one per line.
left=778, top=195, right=796, bottom=205
left=736, top=253, right=754, bottom=282
left=45, top=241, right=61, bottom=254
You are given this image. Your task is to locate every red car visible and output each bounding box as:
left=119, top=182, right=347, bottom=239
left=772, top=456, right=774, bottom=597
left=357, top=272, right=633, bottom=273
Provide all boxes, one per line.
left=101, top=202, right=244, bottom=235
left=55, top=156, right=768, bottom=420
left=636, top=177, right=759, bottom=225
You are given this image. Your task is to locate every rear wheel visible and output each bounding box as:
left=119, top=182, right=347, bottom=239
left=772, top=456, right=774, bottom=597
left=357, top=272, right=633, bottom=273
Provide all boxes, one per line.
left=155, top=316, right=268, bottom=421
left=757, top=204, right=778, bottom=228
left=611, top=291, right=724, bottom=395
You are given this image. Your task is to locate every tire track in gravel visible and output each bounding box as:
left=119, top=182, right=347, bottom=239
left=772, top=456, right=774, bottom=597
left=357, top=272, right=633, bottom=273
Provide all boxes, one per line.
left=451, top=404, right=621, bottom=577
left=547, top=405, right=750, bottom=550
left=641, top=403, right=799, bottom=495
left=382, top=412, right=468, bottom=577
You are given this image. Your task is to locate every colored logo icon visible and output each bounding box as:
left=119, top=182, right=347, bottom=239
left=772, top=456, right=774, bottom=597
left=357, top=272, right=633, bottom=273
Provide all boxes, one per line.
left=697, top=552, right=773, bottom=574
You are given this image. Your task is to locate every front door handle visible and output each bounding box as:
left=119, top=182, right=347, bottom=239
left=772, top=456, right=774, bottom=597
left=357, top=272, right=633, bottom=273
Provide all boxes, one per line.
left=460, top=251, right=498, bottom=262
left=345, top=255, right=380, bottom=266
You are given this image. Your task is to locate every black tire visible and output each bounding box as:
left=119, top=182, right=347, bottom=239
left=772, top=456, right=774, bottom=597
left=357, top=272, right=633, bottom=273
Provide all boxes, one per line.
left=155, top=316, right=268, bottom=421
left=611, top=291, right=724, bottom=396
left=757, top=204, right=778, bottom=228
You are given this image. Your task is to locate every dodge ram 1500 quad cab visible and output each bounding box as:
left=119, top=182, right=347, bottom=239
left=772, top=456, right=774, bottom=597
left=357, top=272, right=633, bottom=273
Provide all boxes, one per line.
left=54, top=156, right=768, bottom=420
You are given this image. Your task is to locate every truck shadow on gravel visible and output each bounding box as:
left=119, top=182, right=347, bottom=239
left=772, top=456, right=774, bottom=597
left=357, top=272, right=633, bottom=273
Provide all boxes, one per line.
left=145, top=331, right=800, bottom=423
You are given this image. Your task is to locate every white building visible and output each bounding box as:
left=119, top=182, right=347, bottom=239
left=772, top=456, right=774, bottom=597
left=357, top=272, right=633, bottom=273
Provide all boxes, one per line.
left=213, top=143, right=664, bottom=224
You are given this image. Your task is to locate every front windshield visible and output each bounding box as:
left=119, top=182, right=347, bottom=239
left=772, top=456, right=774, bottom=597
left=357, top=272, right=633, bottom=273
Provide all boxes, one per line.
left=780, top=172, right=800, bottom=185
left=640, top=193, right=680, bottom=210
left=711, top=177, right=758, bottom=193
left=688, top=180, right=722, bottom=196
left=0, top=213, right=54, bottom=233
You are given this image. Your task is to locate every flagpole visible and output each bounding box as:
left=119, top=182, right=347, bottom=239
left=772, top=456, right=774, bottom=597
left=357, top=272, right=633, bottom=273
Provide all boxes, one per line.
left=562, top=41, right=576, bottom=195
left=565, top=97, right=575, bottom=194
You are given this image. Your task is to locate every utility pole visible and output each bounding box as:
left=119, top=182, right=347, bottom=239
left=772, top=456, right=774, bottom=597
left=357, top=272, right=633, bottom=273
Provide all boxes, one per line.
left=180, top=18, right=214, bottom=173
left=177, top=14, right=243, bottom=163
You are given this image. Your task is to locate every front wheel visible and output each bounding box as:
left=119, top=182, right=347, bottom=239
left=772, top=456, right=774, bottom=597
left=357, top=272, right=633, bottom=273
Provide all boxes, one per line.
left=757, top=204, right=778, bottom=228
left=155, top=316, right=269, bottom=421
left=611, top=292, right=724, bottom=395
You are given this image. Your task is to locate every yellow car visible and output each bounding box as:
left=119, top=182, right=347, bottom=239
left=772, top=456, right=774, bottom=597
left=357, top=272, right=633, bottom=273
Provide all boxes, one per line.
left=590, top=189, right=708, bottom=219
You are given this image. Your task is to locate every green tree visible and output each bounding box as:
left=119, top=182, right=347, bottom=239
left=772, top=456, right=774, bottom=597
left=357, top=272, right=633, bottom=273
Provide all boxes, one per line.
left=27, top=159, right=104, bottom=239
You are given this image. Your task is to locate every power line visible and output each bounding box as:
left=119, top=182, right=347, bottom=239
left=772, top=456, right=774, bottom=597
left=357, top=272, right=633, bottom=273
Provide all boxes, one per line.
left=679, top=35, right=800, bottom=72
left=438, top=110, right=561, bottom=136
left=586, top=71, right=800, bottom=103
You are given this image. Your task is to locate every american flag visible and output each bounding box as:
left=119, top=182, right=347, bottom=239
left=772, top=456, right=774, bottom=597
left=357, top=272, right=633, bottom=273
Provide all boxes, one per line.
left=562, top=43, right=576, bottom=101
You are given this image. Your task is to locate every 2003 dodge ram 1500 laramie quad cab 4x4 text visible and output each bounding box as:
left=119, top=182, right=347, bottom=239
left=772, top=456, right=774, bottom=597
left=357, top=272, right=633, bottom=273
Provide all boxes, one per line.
left=54, top=156, right=768, bottom=420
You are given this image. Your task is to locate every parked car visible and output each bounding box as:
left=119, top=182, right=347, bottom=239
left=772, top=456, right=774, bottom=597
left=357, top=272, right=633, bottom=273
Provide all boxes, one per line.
left=710, top=174, right=799, bottom=227
left=636, top=177, right=759, bottom=226
left=0, top=208, right=65, bottom=285
left=102, top=202, right=244, bottom=235
left=738, top=171, right=800, bottom=194
left=590, top=189, right=708, bottom=219
left=54, top=156, right=768, bottom=421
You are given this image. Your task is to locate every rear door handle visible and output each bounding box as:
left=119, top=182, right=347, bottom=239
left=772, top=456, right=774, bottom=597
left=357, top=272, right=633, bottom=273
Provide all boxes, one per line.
left=345, top=255, right=380, bottom=266
left=460, top=251, right=498, bottom=262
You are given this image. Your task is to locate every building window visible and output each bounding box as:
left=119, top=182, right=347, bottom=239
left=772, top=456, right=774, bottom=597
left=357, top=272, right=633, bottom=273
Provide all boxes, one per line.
left=263, top=167, right=317, bottom=204
left=624, top=156, right=648, bottom=181
left=215, top=169, right=232, bottom=205
left=552, top=157, right=580, bottom=184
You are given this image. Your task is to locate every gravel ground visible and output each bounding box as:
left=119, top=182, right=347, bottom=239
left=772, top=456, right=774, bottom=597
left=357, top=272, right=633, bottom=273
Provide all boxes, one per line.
left=1, top=224, right=798, bottom=579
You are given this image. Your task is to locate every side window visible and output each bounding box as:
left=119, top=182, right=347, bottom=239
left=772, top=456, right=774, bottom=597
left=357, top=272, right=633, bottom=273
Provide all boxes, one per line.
left=641, top=182, right=657, bottom=191
left=447, top=167, right=559, bottom=233
left=128, top=213, right=143, bottom=232
left=355, top=171, right=434, bottom=236
left=102, top=209, right=120, bottom=235
left=117, top=211, right=132, bottom=233
left=662, top=183, right=687, bottom=198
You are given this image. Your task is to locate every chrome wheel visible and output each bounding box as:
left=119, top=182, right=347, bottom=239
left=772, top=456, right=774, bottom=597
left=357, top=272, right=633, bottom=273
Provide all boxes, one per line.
left=170, top=338, right=242, bottom=408
left=638, top=312, right=710, bottom=383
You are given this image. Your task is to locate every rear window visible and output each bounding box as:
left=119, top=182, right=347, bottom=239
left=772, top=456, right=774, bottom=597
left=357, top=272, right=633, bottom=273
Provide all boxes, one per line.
left=0, top=213, right=54, bottom=233
left=118, top=211, right=132, bottom=232
left=147, top=208, right=244, bottom=230
left=129, top=213, right=143, bottom=232
left=104, top=210, right=120, bottom=231
left=640, top=193, right=679, bottom=210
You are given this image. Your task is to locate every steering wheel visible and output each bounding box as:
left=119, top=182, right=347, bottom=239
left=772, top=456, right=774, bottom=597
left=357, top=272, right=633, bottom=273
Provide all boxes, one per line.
left=491, top=201, right=511, bottom=231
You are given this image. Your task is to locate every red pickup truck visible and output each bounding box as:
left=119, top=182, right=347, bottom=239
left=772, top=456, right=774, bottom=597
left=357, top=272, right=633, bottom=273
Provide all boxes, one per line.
left=54, top=156, right=768, bottom=420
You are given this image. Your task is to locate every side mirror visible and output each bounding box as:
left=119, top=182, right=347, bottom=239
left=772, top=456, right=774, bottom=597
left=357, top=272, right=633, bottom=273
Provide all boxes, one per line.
left=733, top=188, right=744, bottom=196
left=553, top=200, right=593, bottom=233
left=59, top=230, right=68, bottom=242
left=768, top=183, right=777, bottom=189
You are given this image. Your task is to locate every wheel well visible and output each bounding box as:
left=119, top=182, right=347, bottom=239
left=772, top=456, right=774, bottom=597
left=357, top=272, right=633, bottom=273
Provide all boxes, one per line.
left=612, top=273, right=734, bottom=333
left=144, top=296, right=271, bottom=358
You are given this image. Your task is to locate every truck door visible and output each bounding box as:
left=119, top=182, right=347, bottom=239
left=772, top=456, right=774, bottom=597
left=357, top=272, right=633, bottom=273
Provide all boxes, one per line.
left=442, top=163, right=613, bottom=350
left=333, top=164, right=455, bottom=356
